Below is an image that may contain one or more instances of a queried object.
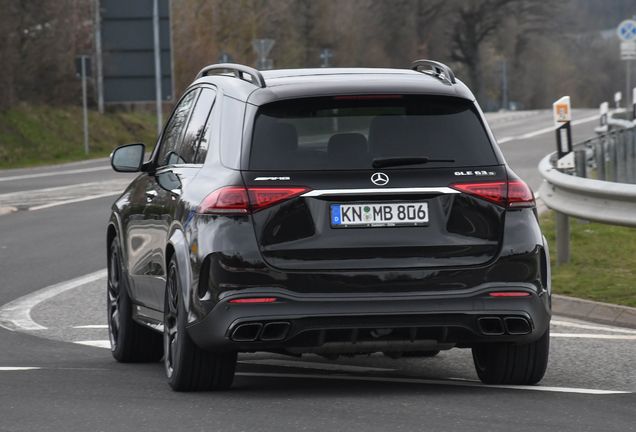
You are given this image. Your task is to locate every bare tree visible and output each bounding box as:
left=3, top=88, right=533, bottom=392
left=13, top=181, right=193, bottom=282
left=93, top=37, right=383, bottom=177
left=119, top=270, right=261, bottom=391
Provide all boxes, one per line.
left=0, top=0, right=92, bottom=109
left=447, top=0, right=557, bottom=107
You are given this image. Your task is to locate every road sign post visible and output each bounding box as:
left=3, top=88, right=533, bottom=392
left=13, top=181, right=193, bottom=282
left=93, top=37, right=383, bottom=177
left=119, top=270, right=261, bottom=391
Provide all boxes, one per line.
left=252, top=39, right=275, bottom=70
left=553, top=95, right=573, bottom=265
left=615, top=91, right=622, bottom=109
left=218, top=53, right=234, bottom=64
left=600, top=101, right=608, bottom=127
left=93, top=0, right=104, bottom=114
left=76, top=55, right=91, bottom=155
left=618, top=20, right=636, bottom=109
left=320, top=48, right=333, bottom=68
left=153, top=0, right=162, bottom=134
left=553, top=96, right=573, bottom=169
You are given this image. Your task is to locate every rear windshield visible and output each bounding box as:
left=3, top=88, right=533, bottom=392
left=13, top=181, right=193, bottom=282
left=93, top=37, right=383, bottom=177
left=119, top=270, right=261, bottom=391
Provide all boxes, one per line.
left=248, top=95, right=497, bottom=171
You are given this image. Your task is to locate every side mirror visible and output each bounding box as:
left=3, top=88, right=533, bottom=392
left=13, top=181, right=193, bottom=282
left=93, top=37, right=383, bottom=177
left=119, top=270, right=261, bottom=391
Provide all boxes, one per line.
left=111, top=143, right=146, bottom=173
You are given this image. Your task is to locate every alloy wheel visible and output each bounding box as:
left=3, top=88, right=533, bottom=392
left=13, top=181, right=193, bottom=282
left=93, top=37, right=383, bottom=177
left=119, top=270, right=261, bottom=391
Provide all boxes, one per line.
left=107, top=242, right=121, bottom=351
left=164, top=266, right=180, bottom=378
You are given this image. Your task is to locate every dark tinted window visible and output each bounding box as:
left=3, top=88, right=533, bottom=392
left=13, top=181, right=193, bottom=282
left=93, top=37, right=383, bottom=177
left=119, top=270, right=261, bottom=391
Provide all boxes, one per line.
left=181, top=88, right=216, bottom=164
left=249, top=95, right=497, bottom=170
left=157, top=89, right=199, bottom=167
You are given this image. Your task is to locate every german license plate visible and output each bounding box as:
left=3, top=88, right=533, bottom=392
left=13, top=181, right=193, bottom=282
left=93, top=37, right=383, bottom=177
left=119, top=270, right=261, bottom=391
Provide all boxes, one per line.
left=331, top=203, right=429, bottom=228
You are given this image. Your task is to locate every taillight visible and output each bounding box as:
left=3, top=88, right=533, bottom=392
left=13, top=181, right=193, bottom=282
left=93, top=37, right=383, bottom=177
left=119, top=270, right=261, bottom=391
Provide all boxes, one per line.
left=507, top=180, right=535, bottom=208
left=196, top=186, right=310, bottom=215
left=248, top=188, right=309, bottom=211
left=196, top=187, right=250, bottom=214
left=450, top=180, right=534, bottom=208
left=489, top=292, right=531, bottom=297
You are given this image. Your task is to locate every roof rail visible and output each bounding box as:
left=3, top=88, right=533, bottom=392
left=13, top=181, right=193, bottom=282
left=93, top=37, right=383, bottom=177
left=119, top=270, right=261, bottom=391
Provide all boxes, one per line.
left=411, top=60, right=456, bottom=84
left=194, top=64, right=267, bottom=88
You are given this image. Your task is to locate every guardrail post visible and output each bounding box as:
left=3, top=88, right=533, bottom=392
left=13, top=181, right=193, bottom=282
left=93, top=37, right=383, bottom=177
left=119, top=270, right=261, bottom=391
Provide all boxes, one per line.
left=555, top=212, right=570, bottom=265
left=595, top=138, right=606, bottom=181
left=629, top=130, right=636, bottom=184
left=575, top=150, right=587, bottom=178
left=617, top=132, right=628, bottom=183
left=574, top=150, right=589, bottom=224
left=609, top=135, right=618, bottom=182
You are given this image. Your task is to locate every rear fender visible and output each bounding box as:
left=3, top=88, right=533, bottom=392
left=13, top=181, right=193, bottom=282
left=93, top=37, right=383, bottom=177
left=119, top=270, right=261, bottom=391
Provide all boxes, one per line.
left=168, top=230, right=194, bottom=322
left=107, top=212, right=134, bottom=300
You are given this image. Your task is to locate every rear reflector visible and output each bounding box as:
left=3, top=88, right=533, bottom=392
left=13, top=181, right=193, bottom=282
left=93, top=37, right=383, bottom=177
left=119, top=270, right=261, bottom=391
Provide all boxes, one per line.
left=489, top=292, right=531, bottom=297
left=450, top=179, right=534, bottom=208
left=228, top=298, right=277, bottom=304
left=197, top=186, right=311, bottom=215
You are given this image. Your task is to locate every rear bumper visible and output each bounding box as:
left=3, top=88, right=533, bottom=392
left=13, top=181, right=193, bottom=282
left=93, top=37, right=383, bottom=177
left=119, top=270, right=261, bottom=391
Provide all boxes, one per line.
left=187, top=283, right=551, bottom=354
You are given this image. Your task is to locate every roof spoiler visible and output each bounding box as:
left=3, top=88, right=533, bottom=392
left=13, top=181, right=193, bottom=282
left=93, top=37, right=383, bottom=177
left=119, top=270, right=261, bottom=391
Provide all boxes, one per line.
left=411, top=60, right=456, bottom=84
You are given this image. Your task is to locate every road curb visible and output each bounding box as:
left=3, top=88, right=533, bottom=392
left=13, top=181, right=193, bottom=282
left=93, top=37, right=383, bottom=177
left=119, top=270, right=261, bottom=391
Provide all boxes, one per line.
left=552, top=294, right=636, bottom=329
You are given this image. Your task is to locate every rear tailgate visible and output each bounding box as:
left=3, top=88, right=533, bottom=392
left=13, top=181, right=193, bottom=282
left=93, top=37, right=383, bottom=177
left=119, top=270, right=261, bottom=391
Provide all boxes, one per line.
left=243, top=94, right=507, bottom=271
left=244, top=167, right=506, bottom=271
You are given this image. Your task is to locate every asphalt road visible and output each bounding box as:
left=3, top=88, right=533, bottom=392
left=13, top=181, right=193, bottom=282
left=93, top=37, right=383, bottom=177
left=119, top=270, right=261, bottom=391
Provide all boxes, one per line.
left=1, top=110, right=635, bottom=431
left=485, top=108, right=599, bottom=192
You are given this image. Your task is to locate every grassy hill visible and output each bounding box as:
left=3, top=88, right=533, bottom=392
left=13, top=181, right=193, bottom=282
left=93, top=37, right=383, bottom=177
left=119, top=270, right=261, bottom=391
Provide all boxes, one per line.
left=0, top=104, right=159, bottom=169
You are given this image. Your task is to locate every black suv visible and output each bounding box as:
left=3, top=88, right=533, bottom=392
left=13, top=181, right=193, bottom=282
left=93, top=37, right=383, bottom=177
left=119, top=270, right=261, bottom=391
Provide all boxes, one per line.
left=107, top=60, right=551, bottom=391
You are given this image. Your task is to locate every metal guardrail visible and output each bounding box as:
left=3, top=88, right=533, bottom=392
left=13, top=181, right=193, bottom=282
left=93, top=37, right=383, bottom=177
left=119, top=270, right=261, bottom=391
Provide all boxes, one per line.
left=538, top=115, right=636, bottom=264
left=538, top=123, right=636, bottom=228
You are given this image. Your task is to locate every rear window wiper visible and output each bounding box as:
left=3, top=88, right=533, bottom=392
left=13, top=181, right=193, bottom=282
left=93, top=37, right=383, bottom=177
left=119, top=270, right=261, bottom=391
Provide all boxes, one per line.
left=372, top=157, right=455, bottom=169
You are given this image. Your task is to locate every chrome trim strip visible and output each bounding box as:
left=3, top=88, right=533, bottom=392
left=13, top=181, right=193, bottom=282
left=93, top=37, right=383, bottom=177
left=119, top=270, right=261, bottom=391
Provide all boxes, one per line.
left=301, top=187, right=459, bottom=197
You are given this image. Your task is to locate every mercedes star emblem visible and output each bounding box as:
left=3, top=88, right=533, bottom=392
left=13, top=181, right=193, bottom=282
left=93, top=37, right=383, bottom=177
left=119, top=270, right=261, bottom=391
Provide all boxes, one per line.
left=371, top=172, right=389, bottom=186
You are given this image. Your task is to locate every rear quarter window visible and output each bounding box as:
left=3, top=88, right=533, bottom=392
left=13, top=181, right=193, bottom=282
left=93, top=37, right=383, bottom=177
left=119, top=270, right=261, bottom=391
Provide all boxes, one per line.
left=248, top=95, right=497, bottom=171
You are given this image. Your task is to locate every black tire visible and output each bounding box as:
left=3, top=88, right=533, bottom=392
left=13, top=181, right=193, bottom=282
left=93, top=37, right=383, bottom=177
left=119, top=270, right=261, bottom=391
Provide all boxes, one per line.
left=163, top=255, right=237, bottom=392
left=107, top=237, right=163, bottom=363
left=472, top=329, right=550, bottom=385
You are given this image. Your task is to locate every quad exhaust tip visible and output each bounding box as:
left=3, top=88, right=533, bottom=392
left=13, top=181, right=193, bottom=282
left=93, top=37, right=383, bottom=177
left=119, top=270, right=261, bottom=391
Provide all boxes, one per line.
left=230, top=322, right=291, bottom=342
left=261, top=322, right=291, bottom=341
left=477, top=316, right=531, bottom=336
left=231, top=323, right=262, bottom=342
left=504, top=317, right=532, bottom=335
left=477, top=317, right=505, bottom=336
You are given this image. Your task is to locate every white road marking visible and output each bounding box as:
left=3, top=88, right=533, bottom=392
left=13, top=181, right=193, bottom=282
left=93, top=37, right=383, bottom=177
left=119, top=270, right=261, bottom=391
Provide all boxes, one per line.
left=551, top=333, right=636, bottom=340
left=28, top=191, right=122, bottom=211
left=74, top=340, right=111, bottom=349
left=496, top=114, right=602, bottom=144
left=571, top=114, right=603, bottom=126
left=73, top=325, right=108, bottom=329
left=236, top=372, right=630, bottom=395
left=0, top=367, right=41, bottom=371
left=552, top=319, right=636, bottom=334
left=239, top=359, right=395, bottom=373
left=0, top=179, right=129, bottom=211
left=0, top=181, right=113, bottom=199
left=0, top=269, right=107, bottom=331
left=0, top=166, right=111, bottom=182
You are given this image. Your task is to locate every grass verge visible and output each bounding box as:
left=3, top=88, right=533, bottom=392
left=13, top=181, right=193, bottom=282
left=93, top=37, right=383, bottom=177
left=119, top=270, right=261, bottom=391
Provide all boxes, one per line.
left=0, top=104, right=158, bottom=169
left=540, top=210, right=636, bottom=307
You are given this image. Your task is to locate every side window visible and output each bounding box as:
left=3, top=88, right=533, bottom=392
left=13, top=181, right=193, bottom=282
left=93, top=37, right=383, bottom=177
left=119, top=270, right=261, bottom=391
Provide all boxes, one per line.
left=157, top=89, right=199, bottom=167
left=180, top=88, right=216, bottom=164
